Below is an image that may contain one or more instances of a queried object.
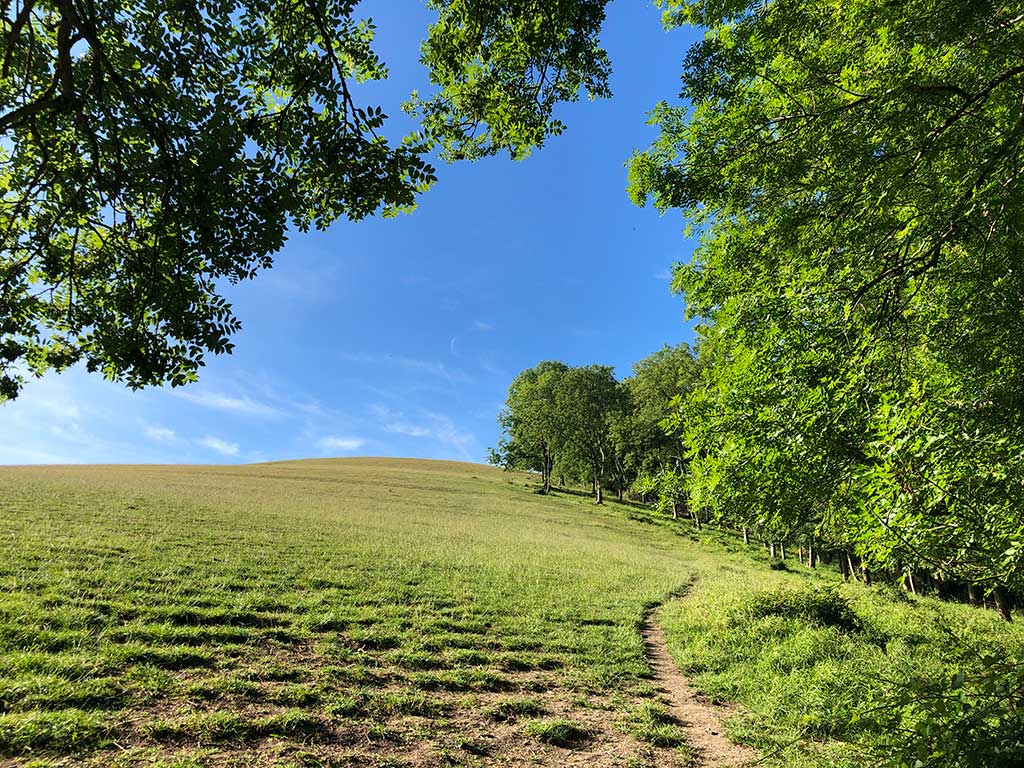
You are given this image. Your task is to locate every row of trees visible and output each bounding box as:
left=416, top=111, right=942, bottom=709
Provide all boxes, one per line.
left=489, top=345, right=698, bottom=505
left=490, top=5, right=1024, bottom=759
left=625, top=0, right=1024, bottom=625
left=495, top=335, right=1021, bottom=621
left=497, top=0, right=1024, bottom=630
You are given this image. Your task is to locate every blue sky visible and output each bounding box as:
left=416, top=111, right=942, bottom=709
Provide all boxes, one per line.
left=0, top=2, right=701, bottom=466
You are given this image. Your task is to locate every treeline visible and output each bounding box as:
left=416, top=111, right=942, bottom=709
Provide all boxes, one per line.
left=491, top=0, right=1024, bottom=630
left=493, top=340, right=1020, bottom=621
left=489, top=344, right=698, bottom=506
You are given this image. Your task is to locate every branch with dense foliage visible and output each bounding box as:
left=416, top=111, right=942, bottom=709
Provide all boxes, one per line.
left=0, top=0, right=612, bottom=400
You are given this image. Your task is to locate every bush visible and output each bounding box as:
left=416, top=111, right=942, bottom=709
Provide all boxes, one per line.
left=858, top=647, right=1024, bottom=768
left=734, top=587, right=863, bottom=633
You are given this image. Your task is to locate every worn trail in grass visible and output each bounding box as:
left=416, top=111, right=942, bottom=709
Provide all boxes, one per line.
left=0, top=458, right=706, bottom=767
left=641, top=604, right=756, bottom=768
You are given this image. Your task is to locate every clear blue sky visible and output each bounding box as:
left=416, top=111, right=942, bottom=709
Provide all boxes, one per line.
left=0, top=2, right=701, bottom=465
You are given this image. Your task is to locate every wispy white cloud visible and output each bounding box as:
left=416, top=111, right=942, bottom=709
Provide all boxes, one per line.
left=369, top=405, right=476, bottom=460
left=0, top=369, right=138, bottom=464
left=385, top=421, right=431, bottom=438
left=655, top=266, right=674, bottom=282
left=342, top=353, right=469, bottom=383
left=0, top=444, right=78, bottom=465
left=477, top=352, right=507, bottom=378
left=144, top=425, right=176, bottom=443
left=199, top=436, right=240, bottom=457
left=451, top=322, right=496, bottom=360
left=172, top=390, right=282, bottom=418
left=319, top=436, right=366, bottom=452
left=1, top=359, right=478, bottom=466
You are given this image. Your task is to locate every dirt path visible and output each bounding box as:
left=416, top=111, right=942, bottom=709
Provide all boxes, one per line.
left=641, top=609, right=759, bottom=768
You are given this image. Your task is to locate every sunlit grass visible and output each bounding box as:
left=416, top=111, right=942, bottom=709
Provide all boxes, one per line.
left=2, top=458, right=1020, bottom=767
left=0, top=458, right=699, bottom=766
left=659, top=552, right=1024, bottom=767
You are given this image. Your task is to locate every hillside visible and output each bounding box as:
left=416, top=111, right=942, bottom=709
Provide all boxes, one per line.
left=1, top=459, right=1021, bottom=767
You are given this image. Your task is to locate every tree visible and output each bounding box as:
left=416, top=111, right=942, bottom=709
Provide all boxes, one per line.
left=627, top=342, right=698, bottom=470
left=611, top=343, right=698, bottom=502
left=628, top=0, right=1024, bottom=612
left=0, top=0, right=612, bottom=400
left=413, top=0, right=613, bottom=161
left=491, top=361, right=567, bottom=493
left=554, top=364, right=621, bottom=504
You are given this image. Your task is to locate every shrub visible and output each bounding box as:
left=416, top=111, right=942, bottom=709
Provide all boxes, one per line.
left=734, top=587, right=863, bottom=633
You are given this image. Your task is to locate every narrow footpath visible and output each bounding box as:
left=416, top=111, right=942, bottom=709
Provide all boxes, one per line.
left=641, top=609, right=759, bottom=767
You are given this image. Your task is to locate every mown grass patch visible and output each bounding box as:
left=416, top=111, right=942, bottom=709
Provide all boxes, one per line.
left=0, top=708, right=113, bottom=754
left=0, top=459, right=698, bottom=766
left=618, top=700, right=685, bottom=747
left=485, top=696, right=547, bottom=721
left=4, top=459, right=1020, bottom=766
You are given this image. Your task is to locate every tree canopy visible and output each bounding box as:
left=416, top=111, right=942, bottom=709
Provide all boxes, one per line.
left=625, top=0, right=1024, bottom=601
left=492, top=345, right=699, bottom=504
left=494, top=5, right=1024, bottom=758
left=0, top=0, right=613, bottom=400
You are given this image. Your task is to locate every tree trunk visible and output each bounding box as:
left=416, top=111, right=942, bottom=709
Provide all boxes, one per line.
left=743, top=527, right=750, bottom=545
left=846, top=552, right=859, bottom=582
left=808, top=544, right=817, bottom=569
left=613, top=455, right=625, bottom=502
left=905, top=571, right=916, bottom=595
left=769, top=542, right=776, bottom=558
left=992, top=585, right=1013, bottom=622
left=780, top=542, right=786, bottom=560
left=861, top=567, right=871, bottom=586
left=798, top=546, right=804, bottom=563
left=672, top=502, right=679, bottom=520
left=968, top=584, right=982, bottom=607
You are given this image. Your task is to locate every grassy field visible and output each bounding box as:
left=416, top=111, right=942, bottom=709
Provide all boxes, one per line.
left=1, top=458, right=1021, bottom=767
left=0, top=458, right=708, bottom=767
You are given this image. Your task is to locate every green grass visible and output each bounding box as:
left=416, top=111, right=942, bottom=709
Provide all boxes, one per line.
left=485, top=696, right=546, bottom=721
left=525, top=717, right=592, bottom=747
left=0, top=458, right=699, bottom=766
left=618, top=700, right=686, bottom=747
left=659, top=555, right=1024, bottom=767
left=1, top=457, right=1021, bottom=767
